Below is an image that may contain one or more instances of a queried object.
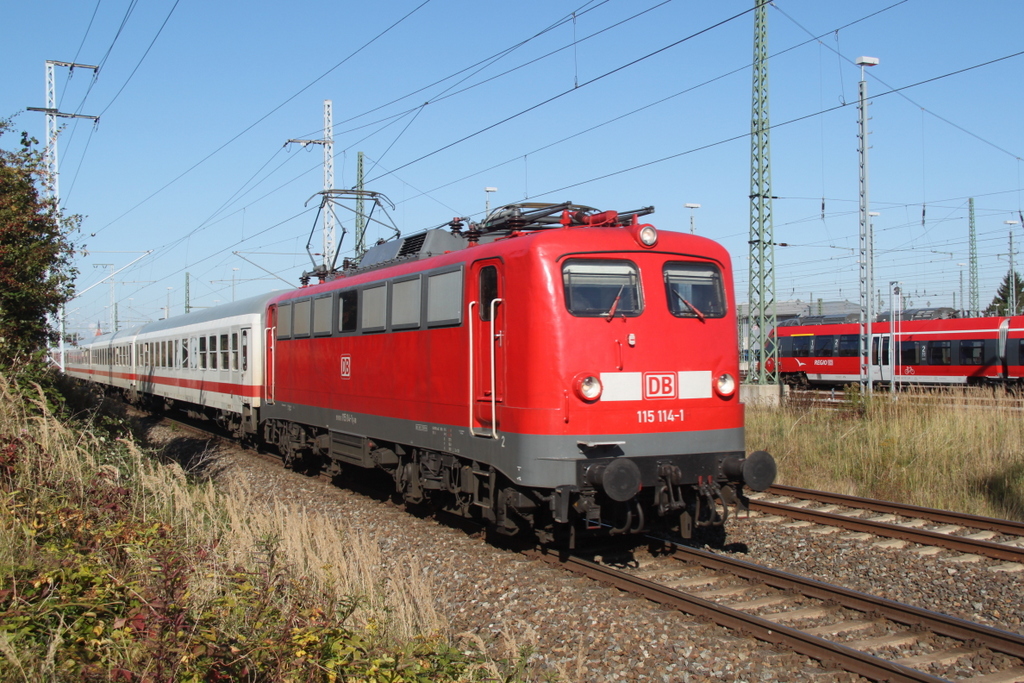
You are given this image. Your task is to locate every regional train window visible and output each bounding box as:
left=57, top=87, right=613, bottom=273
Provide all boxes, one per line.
left=925, top=340, right=951, bottom=365
left=562, top=260, right=642, bottom=318
left=293, top=299, right=311, bottom=337
left=664, top=262, right=725, bottom=319
left=900, top=341, right=920, bottom=365
left=960, top=340, right=984, bottom=365
left=391, top=277, right=422, bottom=329
left=837, top=334, right=859, bottom=357
left=791, top=336, right=812, bottom=358
left=338, top=290, right=358, bottom=333
left=313, top=296, right=332, bottom=336
left=426, top=269, right=463, bottom=327
left=812, top=335, right=835, bottom=357
left=220, top=333, right=229, bottom=369
left=362, top=285, right=387, bottom=332
left=277, top=302, right=292, bottom=339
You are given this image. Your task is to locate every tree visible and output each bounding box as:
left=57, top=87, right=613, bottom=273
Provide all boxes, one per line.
left=983, top=269, right=1024, bottom=316
left=0, top=118, right=79, bottom=366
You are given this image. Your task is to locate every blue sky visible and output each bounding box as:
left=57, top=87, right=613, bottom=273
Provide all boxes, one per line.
left=3, top=0, right=1022, bottom=338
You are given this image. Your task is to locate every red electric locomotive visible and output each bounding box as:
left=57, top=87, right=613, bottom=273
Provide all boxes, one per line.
left=68, top=202, right=775, bottom=545
left=767, top=312, right=1024, bottom=387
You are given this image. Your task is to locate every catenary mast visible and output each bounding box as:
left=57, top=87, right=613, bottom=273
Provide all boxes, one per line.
left=747, top=0, right=777, bottom=385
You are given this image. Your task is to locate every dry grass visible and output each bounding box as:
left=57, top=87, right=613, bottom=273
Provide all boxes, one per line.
left=0, top=371, right=509, bottom=680
left=746, top=387, right=1024, bottom=521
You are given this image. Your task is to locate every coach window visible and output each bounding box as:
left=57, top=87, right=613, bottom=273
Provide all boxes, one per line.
left=181, top=338, right=189, bottom=368
left=812, top=335, right=835, bottom=357
left=426, top=269, right=463, bottom=327
left=960, top=340, right=984, bottom=365
left=313, top=295, right=332, bottom=336
left=563, top=260, right=642, bottom=318
left=664, top=262, right=725, bottom=319
left=209, top=336, right=218, bottom=369
left=241, top=330, right=248, bottom=372
left=338, top=290, right=358, bottom=333
left=791, top=336, right=812, bottom=358
left=362, top=284, right=388, bottom=332
left=231, top=333, right=239, bottom=370
left=293, top=299, right=312, bottom=337
left=220, top=333, right=229, bottom=369
left=392, top=277, right=422, bottom=329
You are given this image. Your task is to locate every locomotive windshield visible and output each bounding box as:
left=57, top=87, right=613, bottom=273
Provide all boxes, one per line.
left=664, top=262, right=726, bottom=319
left=562, top=260, right=642, bottom=317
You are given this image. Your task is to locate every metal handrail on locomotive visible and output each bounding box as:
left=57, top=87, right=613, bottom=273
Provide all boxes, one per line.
left=66, top=202, right=776, bottom=546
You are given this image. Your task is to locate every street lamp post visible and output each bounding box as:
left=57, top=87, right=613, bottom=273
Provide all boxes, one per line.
left=856, top=55, right=879, bottom=393
left=684, top=203, right=701, bottom=234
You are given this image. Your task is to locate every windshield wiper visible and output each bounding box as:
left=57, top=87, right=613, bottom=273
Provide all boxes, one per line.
left=673, top=290, right=705, bottom=322
left=605, top=284, right=626, bottom=320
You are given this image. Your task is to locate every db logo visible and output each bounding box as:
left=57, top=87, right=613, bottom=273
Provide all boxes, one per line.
left=643, top=372, right=676, bottom=399
left=340, top=354, right=352, bottom=379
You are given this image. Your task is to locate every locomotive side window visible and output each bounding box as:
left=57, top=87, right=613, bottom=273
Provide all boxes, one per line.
left=791, top=336, right=812, bottom=357
left=837, top=334, right=859, bottom=357
left=479, top=266, right=499, bottom=321
left=960, top=340, right=984, bottom=365
left=277, top=302, right=292, bottom=339
left=562, top=260, right=642, bottom=318
left=313, top=296, right=332, bottom=336
left=391, top=277, right=422, bottom=329
left=812, top=335, right=835, bottom=357
left=362, top=285, right=387, bottom=332
left=426, top=269, right=463, bottom=326
left=293, top=299, right=311, bottom=338
left=338, top=290, right=358, bottom=333
left=664, top=262, right=725, bottom=319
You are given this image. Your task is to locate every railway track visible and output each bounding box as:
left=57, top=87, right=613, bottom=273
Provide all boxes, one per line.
left=532, top=544, right=1024, bottom=683
left=747, top=486, right=1024, bottom=565
left=148, top=410, right=1024, bottom=681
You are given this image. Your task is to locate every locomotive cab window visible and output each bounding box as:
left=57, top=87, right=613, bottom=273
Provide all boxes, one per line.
left=562, top=260, right=642, bottom=318
left=479, top=266, right=499, bottom=322
left=664, top=262, right=725, bottom=319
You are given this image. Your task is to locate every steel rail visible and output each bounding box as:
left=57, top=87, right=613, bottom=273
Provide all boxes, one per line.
left=669, top=544, right=1024, bottom=660
left=527, top=549, right=949, bottom=683
left=750, top=499, right=1024, bottom=563
left=764, top=484, right=1024, bottom=537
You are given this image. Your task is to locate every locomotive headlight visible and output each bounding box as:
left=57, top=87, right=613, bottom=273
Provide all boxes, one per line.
left=637, top=225, right=658, bottom=247
left=575, top=374, right=603, bottom=402
left=714, top=373, right=736, bottom=398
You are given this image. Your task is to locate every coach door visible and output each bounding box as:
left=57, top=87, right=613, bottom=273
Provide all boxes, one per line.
left=265, top=306, right=277, bottom=404
left=469, top=260, right=505, bottom=437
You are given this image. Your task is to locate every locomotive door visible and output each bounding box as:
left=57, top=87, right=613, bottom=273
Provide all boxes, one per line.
left=469, top=260, right=505, bottom=438
left=265, top=305, right=277, bottom=404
